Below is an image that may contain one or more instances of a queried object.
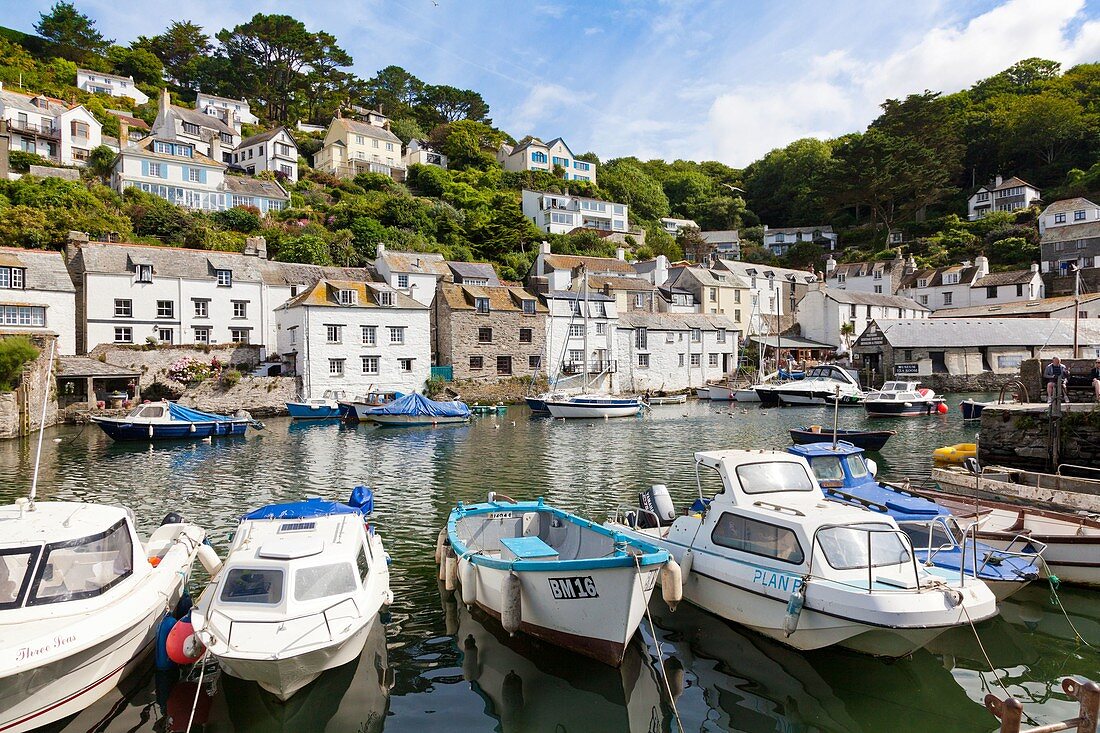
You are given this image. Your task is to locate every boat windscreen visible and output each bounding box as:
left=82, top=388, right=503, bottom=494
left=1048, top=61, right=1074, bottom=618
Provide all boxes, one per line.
left=898, top=521, right=955, bottom=553
left=28, top=519, right=134, bottom=605
left=817, top=523, right=912, bottom=570
left=0, top=547, right=40, bottom=609
left=294, top=562, right=357, bottom=602
left=219, top=568, right=284, bottom=604
left=736, top=462, right=816, bottom=494
left=845, top=455, right=870, bottom=479
left=809, top=456, right=845, bottom=483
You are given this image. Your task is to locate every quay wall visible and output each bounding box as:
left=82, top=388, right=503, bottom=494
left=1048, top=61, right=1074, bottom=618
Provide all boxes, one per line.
left=0, top=333, right=59, bottom=439
left=88, top=343, right=265, bottom=389
left=979, top=402, right=1100, bottom=471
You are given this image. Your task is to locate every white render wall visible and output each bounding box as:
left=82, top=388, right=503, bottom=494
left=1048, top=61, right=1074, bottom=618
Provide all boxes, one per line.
left=617, top=328, right=736, bottom=392
left=0, top=287, right=76, bottom=355
left=799, top=290, right=928, bottom=347
left=278, top=305, right=431, bottom=397
left=77, top=71, right=149, bottom=104
left=58, top=107, right=102, bottom=166
left=233, top=130, right=299, bottom=182
left=543, top=298, right=619, bottom=393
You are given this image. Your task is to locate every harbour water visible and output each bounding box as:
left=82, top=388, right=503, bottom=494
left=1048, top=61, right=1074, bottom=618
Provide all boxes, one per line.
left=3, top=395, right=1098, bottom=732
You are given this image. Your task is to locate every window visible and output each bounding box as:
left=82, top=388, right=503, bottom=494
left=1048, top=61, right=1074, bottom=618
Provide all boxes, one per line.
left=918, top=295, right=928, bottom=306
left=114, top=326, right=132, bottom=343
left=568, top=349, right=583, bottom=364
left=711, top=512, right=804, bottom=564
left=709, top=288, right=717, bottom=302
left=634, top=293, right=646, bottom=309
left=469, top=356, right=484, bottom=370
left=136, top=265, right=153, bottom=283
left=182, top=122, right=201, bottom=135
left=233, top=301, right=247, bottom=318
left=326, top=325, right=343, bottom=343
left=637, top=353, right=650, bottom=368
left=194, top=300, right=209, bottom=318
left=734, top=309, right=741, bottom=322
left=874, top=285, right=882, bottom=294
left=294, top=563, right=356, bottom=602
left=1055, top=213, right=1067, bottom=224
left=496, top=356, right=512, bottom=375
left=338, top=289, right=357, bottom=305
left=1016, top=284, right=1025, bottom=297
left=690, top=353, right=701, bottom=367
left=219, top=568, right=283, bottom=605
left=678, top=354, right=685, bottom=367
left=188, top=168, right=201, bottom=183
left=734, top=290, right=741, bottom=304
left=0, top=306, right=44, bottom=327
left=114, top=299, right=132, bottom=318
left=157, top=328, right=173, bottom=343
left=817, top=523, right=911, bottom=570
left=475, top=297, right=490, bottom=314
left=361, top=325, right=376, bottom=345
left=917, top=279, right=928, bottom=288
left=377, top=291, right=394, bottom=307
left=388, top=326, right=405, bottom=344
left=156, top=300, right=174, bottom=319
left=691, top=328, right=701, bottom=342
left=397, top=274, right=409, bottom=289
left=230, top=329, right=249, bottom=344
left=519, top=328, right=532, bottom=343
left=1075, top=210, right=1086, bottom=221
left=635, top=327, right=648, bottom=349
left=29, top=519, right=134, bottom=605
left=194, top=327, right=210, bottom=344
left=986, top=286, right=997, bottom=299
left=849, top=304, right=857, bottom=318
left=522, top=300, right=536, bottom=315
left=0, top=267, right=25, bottom=290
left=944, top=273, right=959, bottom=285
left=595, top=322, right=606, bottom=335
left=280, top=164, right=293, bottom=177
left=1080, top=310, right=1089, bottom=319
left=943, top=292, right=953, bottom=306
left=478, top=327, right=493, bottom=343
left=709, top=353, right=719, bottom=367
left=361, top=356, right=379, bottom=374
left=148, top=163, right=162, bottom=177
left=529, top=355, right=542, bottom=369
left=399, top=358, right=413, bottom=372
left=569, top=324, right=584, bottom=337
left=717, top=329, right=726, bottom=343
left=216, top=270, right=232, bottom=287
left=329, top=358, right=345, bottom=376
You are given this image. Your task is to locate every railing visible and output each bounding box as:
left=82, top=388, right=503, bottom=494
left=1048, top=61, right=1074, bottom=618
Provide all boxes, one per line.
left=5, top=118, right=60, bottom=138
left=807, top=523, right=924, bottom=594
left=985, top=678, right=1098, bottom=733
left=561, top=360, right=617, bottom=375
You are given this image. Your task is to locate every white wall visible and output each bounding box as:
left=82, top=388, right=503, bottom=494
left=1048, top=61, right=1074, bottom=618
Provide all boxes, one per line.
left=0, top=288, right=76, bottom=355
left=617, top=327, right=736, bottom=392
left=543, top=298, right=619, bottom=393
left=58, top=106, right=102, bottom=166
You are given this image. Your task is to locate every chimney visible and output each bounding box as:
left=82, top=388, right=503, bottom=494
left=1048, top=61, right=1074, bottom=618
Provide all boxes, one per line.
left=119, top=120, right=129, bottom=147
left=540, top=241, right=551, bottom=255
left=994, top=174, right=1003, bottom=187
left=159, top=87, right=170, bottom=114
left=1031, top=262, right=1040, bottom=274
left=210, top=131, right=221, bottom=162
left=616, top=247, right=626, bottom=261
left=905, top=256, right=917, bottom=275
left=825, top=256, right=837, bottom=275
left=376, top=243, right=386, bottom=258
left=66, top=230, right=89, bottom=261
left=226, top=108, right=236, bottom=132
left=244, top=236, right=268, bottom=259
left=975, top=255, right=989, bottom=278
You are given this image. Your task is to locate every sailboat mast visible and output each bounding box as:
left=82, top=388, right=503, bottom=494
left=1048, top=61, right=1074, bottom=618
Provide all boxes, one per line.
left=582, top=267, right=590, bottom=392
left=1074, top=267, right=1081, bottom=359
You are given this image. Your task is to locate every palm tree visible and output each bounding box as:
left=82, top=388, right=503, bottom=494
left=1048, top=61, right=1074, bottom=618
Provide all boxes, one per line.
left=839, top=322, right=856, bottom=353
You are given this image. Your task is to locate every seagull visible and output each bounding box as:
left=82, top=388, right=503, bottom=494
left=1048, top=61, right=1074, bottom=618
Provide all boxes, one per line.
left=52, top=437, right=62, bottom=443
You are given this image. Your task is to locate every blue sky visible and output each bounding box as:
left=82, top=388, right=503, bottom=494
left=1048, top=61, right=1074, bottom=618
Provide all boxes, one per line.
left=4, top=0, right=1099, bottom=166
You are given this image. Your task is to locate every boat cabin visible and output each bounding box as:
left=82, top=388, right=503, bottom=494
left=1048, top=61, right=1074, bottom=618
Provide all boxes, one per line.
left=802, top=365, right=861, bottom=387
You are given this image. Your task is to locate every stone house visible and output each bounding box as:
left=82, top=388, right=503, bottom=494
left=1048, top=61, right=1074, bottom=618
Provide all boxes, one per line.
left=434, top=282, right=546, bottom=381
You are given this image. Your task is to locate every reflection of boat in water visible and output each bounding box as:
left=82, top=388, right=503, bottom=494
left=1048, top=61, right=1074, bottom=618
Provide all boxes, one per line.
left=649, top=600, right=995, bottom=733
left=446, top=596, right=669, bottom=732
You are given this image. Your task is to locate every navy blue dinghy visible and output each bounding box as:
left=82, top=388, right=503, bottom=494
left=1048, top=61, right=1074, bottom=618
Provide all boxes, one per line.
left=787, top=441, right=1041, bottom=601
left=91, top=400, right=254, bottom=441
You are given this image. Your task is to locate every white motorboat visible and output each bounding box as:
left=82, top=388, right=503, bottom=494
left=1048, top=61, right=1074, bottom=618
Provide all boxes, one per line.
left=191, top=489, right=392, bottom=700
left=733, top=371, right=784, bottom=402
left=863, top=381, right=945, bottom=417
left=708, top=385, right=737, bottom=401
left=647, top=393, right=687, bottom=405
left=695, top=387, right=712, bottom=399
left=607, top=450, right=998, bottom=658
left=544, top=394, right=644, bottom=419
left=286, top=390, right=346, bottom=419
left=442, top=495, right=674, bottom=666
left=756, top=365, right=863, bottom=407
left=0, top=501, right=205, bottom=733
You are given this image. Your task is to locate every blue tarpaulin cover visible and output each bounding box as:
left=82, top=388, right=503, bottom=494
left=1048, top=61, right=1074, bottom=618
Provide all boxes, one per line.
left=241, top=497, right=362, bottom=520
left=369, top=392, right=471, bottom=418
left=167, top=402, right=238, bottom=423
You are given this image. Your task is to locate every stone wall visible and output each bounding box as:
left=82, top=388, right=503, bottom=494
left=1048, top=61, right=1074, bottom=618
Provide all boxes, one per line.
left=177, top=376, right=297, bottom=418
left=88, top=343, right=264, bottom=389
left=0, top=333, right=60, bottom=439
left=917, top=371, right=1019, bottom=394
left=1020, top=358, right=1099, bottom=401
left=979, top=402, right=1100, bottom=471
left=436, top=306, right=547, bottom=382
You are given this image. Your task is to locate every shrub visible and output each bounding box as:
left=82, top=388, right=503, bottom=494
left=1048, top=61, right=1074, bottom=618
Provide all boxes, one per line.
left=213, top=206, right=262, bottom=233
left=166, top=356, right=216, bottom=384
left=220, top=369, right=242, bottom=389
left=7, top=150, right=53, bottom=173
left=0, top=337, right=40, bottom=392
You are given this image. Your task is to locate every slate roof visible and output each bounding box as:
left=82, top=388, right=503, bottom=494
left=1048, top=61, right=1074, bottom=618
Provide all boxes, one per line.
left=70, top=242, right=267, bottom=281
left=260, top=261, right=376, bottom=287
left=282, top=279, right=424, bottom=309
left=672, top=266, right=749, bottom=290
left=169, top=103, right=236, bottom=136
left=438, top=282, right=544, bottom=313
left=223, top=175, right=289, bottom=200
left=972, top=269, right=1038, bottom=288
left=196, top=92, right=250, bottom=107
left=57, top=356, right=139, bottom=378
left=928, top=293, right=1100, bottom=318
left=830, top=258, right=904, bottom=279
left=237, top=127, right=295, bottom=150
left=586, top=274, right=656, bottom=291
left=1040, top=198, right=1098, bottom=216
left=899, top=265, right=982, bottom=289
left=699, top=230, right=740, bottom=244
left=822, top=289, right=928, bottom=311
left=0, top=247, right=75, bottom=292
left=77, top=68, right=135, bottom=83
left=106, top=109, right=150, bottom=129
left=860, top=318, right=1100, bottom=348
left=748, top=334, right=835, bottom=350
left=766, top=225, right=834, bottom=235
left=1041, top=221, right=1100, bottom=243
left=339, top=117, right=401, bottom=144
left=711, top=259, right=817, bottom=283
left=617, top=312, right=738, bottom=331
left=447, top=261, right=501, bottom=286
left=975, top=176, right=1035, bottom=194
left=544, top=290, right=614, bottom=302
left=543, top=253, right=636, bottom=275
left=128, top=136, right=222, bottom=166
left=0, top=89, right=67, bottom=116
left=380, top=250, right=449, bottom=276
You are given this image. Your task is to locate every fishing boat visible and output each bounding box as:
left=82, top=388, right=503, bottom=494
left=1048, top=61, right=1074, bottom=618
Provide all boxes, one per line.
left=544, top=394, right=644, bottom=419
left=648, top=393, right=688, bottom=405
left=338, top=392, right=398, bottom=421
left=0, top=502, right=206, bottom=732
left=286, top=390, right=346, bottom=420
left=789, top=426, right=896, bottom=451
left=365, top=392, right=471, bottom=427
left=470, top=403, right=508, bottom=415
left=756, top=365, right=863, bottom=407
left=708, top=384, right=737, bottom=401
left=932, top=464, right=1100, bottom=515
left=91, top=400, right=255, bottom=441
left=607, top=450, right=998, bottom=658
left=960, top=399, right=990, bottom=421
left=441, top=494, right=674, bottom=666
left=191, top=488, right=393, bottom=700
left=788, top=441, right=1040, bottom=600
left=695, top=386, right=712, bottom=399
left=933, top=443, right=978, bottom=464
left=862, top=381, right=946, bottom=417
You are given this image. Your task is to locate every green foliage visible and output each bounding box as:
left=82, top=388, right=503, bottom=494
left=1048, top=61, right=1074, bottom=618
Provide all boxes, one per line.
left=212, top=207, right=262, bottom=233
left=598, top=160, right=669, bottom=222
left=220, top=369, right=242, bottom=389
left=134, top=20, right=210, bottom=89
left=274, top=233, right=333, bottom=265
left=34, top=1, right=112, bottom=60
left=7, top=150, right=54, bottom=173
left=0, top=177, right=131, bottom=247
left=437, top=120, right=507, bottom=170
left=0, top=337, right=40, bottom=392
left=105, top=46, right=162, bottom=85
left=86, top=145, right=116, bottom=180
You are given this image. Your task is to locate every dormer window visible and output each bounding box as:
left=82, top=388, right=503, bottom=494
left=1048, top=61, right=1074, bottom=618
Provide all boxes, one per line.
left=377, top=291, right=394, bottom=307
left=136, top=265, right=153, bottom=283
left=182, top=122, right=200, bottom=135
left=220, top=133, right=233, bottom=144
left=0, top=267, right=25, bottom=289
left=522, top=299, right=536, bottom=315
left=944, top=273, right=959, bottom=285
left=216, top=269, right=232, bottom=287
left=917, top=279, right=928, bottom=288
left=837, top=273, right=846, bottom=283
left=475, top=297, right=490, bottom=314
left=338, top=289, right=357, bottom=305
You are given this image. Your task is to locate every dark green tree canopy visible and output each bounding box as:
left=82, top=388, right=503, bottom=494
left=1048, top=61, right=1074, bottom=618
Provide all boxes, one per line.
left=34, top=1, right=112, bottom=59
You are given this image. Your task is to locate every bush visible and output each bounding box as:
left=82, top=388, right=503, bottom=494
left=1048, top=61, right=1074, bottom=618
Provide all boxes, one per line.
left=7, top=150, right=53, bottom=173
left=220, top=369, right=242, bottom=389
left=213, top=206, right=262, bottom=233
left=0, top=337, right=40, bottom=392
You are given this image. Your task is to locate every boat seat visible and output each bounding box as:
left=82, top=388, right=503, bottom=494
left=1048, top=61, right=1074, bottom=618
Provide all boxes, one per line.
left=500, top=536, right=559, bottom=562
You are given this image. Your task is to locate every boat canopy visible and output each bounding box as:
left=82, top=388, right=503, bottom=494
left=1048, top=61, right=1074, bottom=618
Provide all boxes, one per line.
left=370, top=393, right=471, bottom=418
left=167, top=402, right=237, bottom=422
left=241, top=498, right=362, bottom=521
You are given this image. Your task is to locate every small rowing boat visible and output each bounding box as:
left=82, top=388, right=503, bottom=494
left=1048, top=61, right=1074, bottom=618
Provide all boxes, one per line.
left=789, top=426, right=896, bottom=452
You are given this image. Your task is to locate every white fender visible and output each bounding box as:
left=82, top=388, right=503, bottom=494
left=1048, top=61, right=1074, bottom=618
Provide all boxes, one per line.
left=435, top=528, right=447, bottom=564
left=459, top=558, right=477, bottom=607
left=444, top=553, right=458, bottom=592
left=196, top=543, right=223, bottom=580
left=501, top=571, right=522, bottom=635
left=661, top=558, right=683, bottom=612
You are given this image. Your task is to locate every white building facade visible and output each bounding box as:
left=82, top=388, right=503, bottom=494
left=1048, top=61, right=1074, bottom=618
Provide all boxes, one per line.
left=543, top=291, right=619, bottom=393
left=498, top=137, right=596, bottom=183
left=375, top=245, right=450, bottom=307
left=276, top=280, right=430, bottom=398
left=521, top=189, right=628, bottom=235
left=764, top=225, right=838, bottom=256
left=797, top=288, right=929, bottom=348
left=616, top=312, right=739, bottom=392
left=0, top=247, right=77, bottom=354
left=195, top=92, right=259, bottom=131
left=0, top=85, right=102, bottom=166
left=403, top=138, right=447, bottom=169
left=76, top=69, right=149, bottom=104
left=967, top=175, right=1041, bottom=220
left=232, top=127, right=299, bottom=182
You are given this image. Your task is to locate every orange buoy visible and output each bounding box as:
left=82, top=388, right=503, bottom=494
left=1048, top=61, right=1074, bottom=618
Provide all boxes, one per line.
left=165, top=617, right=205, bottom=665
left=937, top=402, right=949, bottom=414
left=149, top=556, right=161, bottom=567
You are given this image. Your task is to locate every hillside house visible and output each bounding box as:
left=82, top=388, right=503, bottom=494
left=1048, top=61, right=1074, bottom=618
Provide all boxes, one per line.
left=0, top=84, right=101, bottom=166
left=232, top=127, right=299, bottom=182
left=967, top=175, right=1041, bottom=220
left=498, top=136, right=596, bottom=183
left=313, top=112, right=405, bottom=181
left=76, top=69, right=149, bottom=104
left=0, top=247, right=76, bottom=354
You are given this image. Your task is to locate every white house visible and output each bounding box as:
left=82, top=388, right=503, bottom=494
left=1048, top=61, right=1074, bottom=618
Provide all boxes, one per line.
left=709, top=259, right=818, bottom=332
left=76, top=69, right=149, bottom=105
left=660, top=217, right=699, bottom=236
left=0, top=84, right=102, bottom=166
left=403, top=138, right=447, bottom=169
left=232, top=127, right=299, bottom=182
left=1038, top=198, right=1100, bottom=274
left=763, top=225, right=838, bottom=256
left=542, top=289, right=619, bottom=393
left=195, top=92, right=258, bottom=132
left=374, top=245, right=450, bottom=306
left=521, top=189, right=629, bottom=236
left=498, top=136, right=596, bottom=183
left=967, top=175, right=1041, bottom=221
left=275, top=279, right=430, bottom=399
left=0, top=247, right=77, bottom=354
left=825, top=253, right=912, bottom=295
left=616, top=312, right=739, bottom=392
left=898, top=258, right=989, bottom=311
left=313, top=112, right=405, bottom=181
left=151, top=89, right=240, bottom=164
left=797, top=287, right=928, bottom=348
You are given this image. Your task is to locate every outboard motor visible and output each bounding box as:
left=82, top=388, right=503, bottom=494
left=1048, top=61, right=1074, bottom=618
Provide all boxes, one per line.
left=349, top=485, right=374, bottom=515
left=639, top=484, right=676, bottom=528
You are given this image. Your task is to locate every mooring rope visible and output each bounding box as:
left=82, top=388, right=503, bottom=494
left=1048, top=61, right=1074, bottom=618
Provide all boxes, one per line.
left=634, top=554, right=684, bottom=733
left=961, top=601, right=1013, bottom=703
left=1037, top=557, right=1095, bottom=649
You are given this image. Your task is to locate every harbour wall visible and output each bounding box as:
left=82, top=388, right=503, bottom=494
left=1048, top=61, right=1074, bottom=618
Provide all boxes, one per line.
left=0, top=333, right=59, bottom=439
left=979, top=402, right=1100, bottom=471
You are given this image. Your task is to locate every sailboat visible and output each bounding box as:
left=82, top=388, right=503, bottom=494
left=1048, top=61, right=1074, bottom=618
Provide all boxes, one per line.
left=544, top=269, right=644, bottom=419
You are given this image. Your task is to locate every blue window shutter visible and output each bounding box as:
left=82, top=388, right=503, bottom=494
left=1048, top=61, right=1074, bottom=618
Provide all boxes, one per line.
left=199, top=168, right=207, bottom=184
left=141, top=160, right=148, bottom=176
left=181, top=165, right=189, bottom=182
left=160, top=164, right=168, bottom=179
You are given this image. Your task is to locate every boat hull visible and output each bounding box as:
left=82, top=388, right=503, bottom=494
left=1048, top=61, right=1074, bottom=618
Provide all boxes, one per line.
left=286, top=402, right=341, bottom=419
left=648, top=394, right=687, bottom=405
left=369, top=413, right=469, bottom=427
left=708, top=386, right=736, bottom=401
left=863, top=400, right=940, bottom=417
left=789, top=429, right=895, bottom=452
left=525, top=396, right=550, bottom=413
left=695, top=388, right=712, bottom=399
left=754, top=387, right=781, bottom=407
left=91, top=418, right=248, bottom=441
left=733, top=389, right=759, bottom=402
left=544, top=400, right=641, bottom=419
left=959, top=400, right=988, bottom=421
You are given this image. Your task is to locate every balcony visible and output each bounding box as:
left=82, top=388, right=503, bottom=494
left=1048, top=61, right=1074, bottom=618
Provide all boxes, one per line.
left=561, top=360, right=617, bottom=375
left=6, top=118, right=60, bottom=139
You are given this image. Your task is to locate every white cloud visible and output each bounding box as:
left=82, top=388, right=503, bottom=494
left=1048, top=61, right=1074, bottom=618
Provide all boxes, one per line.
left=583, top=26, right=602, bottom=36
left=505, top=83, right=593, bottom=134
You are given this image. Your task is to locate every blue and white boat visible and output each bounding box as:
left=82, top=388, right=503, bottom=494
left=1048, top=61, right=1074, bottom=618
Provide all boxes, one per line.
left=91, top=400, right=254, bottom=441
left=442, top=495, right=673, bottom=666
left=367, top=393, right=470, bottom=427
left=544, top=394, right=644, bottom=419
left=959, top=398, right=989, bottom=421
left=788, top=441, right=1041, bottom=600
left=286, top=390, right=345, bottom=419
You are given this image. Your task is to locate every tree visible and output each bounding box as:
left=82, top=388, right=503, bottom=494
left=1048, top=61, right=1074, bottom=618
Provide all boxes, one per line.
left=364, top=65, right=424, bottom=118
left=598, top=160, right=670, bottom=222
left=676, top=226, right=709, bottom=262
left=742, top=138, right=833, bottom=225
left=785, top=241, right=823, bottom=270
left=86, top=145, right=116, bottom=180
left=1001, top=94, right=1087, bottom=168
left=438, top=120, right=506, bottom=170
left=274, top=233, right=333, bottom=265
left=105, top=46, right=163, bottom=86
left=389, top=117, right=424, bottom=144
left=417, top=85, right=490, bottom=129
left=34, top=2, right=112, bottom=60
left=136, top=20, right=211, bottom=89
left=0, top=337, right=39, bottom=392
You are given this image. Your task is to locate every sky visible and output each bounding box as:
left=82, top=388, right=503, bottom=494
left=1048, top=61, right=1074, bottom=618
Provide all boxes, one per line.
left=5, top=0, right=1100, bottom=167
